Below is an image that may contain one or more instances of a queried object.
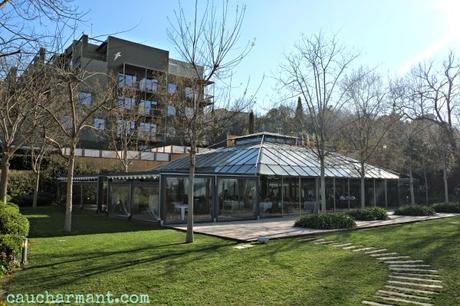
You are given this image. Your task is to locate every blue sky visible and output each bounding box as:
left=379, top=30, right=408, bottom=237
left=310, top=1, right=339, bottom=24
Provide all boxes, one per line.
left=74, top=0, right=460, bottom=113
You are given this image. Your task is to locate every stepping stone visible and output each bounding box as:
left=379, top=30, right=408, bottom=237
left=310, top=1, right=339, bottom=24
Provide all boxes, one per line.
left=233, top=244, right=254, bottom=249
left=377, top=289, right=431, bottom=301
left=384, top=285, right=438, bottom=295
left=377, top=256, right=410, bottom=260
left=343, top=245, right=363, bottom=250
left=387, top=280, right=443, bottom=290
left=389, top=275, right=442, bottom=283
left=389, top=267, right=439, bottom=274
left=389, top=264, right=431, bottom=268
left=370, top=252, right=399, bottom=257
left=314, top=240, right=335, bottom=245
left=365, top=249, right=387, bottom=254
left=332, top=243, right=352, bottom=247
left=362, top=301, right=394, bottom=306
left=384, top=260, right=424, bottom=264
left=391, top=272, right=441, bottom=279
left=374, top=295, right=433, bottom=306
left=299, top=237, right=317, bottom=242
left=353, top=247, right=375, bottom=252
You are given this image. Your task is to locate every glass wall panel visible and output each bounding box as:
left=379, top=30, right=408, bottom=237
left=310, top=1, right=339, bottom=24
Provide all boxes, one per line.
left=349, top=179, right=361, bottom=209
left=164, top=176, right=213, bottom=223
left=217, top=178, right=256, bottom=220
left=365, top=179, right=375, bottom=207
left=283, top=178, right=300, bottom=215
left=109, top=184, right=131, bottom=217
left=131, top=184, right=160, bottom=221
left=326, top=178, right=335, bottom=211
left=335, top=178, right=349, bottom=210
left=165, top=177, right=188, bottom=223
left=387, top=179, right=399, bottom=208
left=375, top=179, right=386, bottom=208
left=193, top=178, right=213, bottom=222
left=301, top=178, right=317, bottom=213
left=399, top=179, right=411, bottom=205
left=260, top=176, right=282, bottom=217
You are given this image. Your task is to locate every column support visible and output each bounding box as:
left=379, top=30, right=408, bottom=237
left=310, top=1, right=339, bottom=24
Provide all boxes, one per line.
left=384, top=179, right=388, bottom=208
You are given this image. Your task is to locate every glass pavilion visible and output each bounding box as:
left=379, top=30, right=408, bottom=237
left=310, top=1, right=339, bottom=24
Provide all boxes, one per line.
left=157, top=133, right=399, bottom=224
left=57, top=133, right=400, bottom=224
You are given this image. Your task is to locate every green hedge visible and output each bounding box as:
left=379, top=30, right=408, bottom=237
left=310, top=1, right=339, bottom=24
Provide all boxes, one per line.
left=10, top=192, right=55, bottom=207
left=394, top=205, right=436, bottom=216
left=0, top=203, right=29, bottom=273
left=347, top=208, right=388, bottom=221
left=7, top=171, right=35, bottom=198
left=295, top=213, right=356, bottom=229
left=432, top=203, right=460, bottom=213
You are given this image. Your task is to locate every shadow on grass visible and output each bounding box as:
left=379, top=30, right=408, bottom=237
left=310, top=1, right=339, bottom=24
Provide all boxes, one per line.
left=18, top=242, right=230, bottom=292
left=21, top=206, right=161, bottom=238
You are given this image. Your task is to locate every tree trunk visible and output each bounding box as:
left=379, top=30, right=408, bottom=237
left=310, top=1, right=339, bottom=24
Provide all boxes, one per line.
left=409, top=162, right=415, bottom=205
left=423, top=168, right=429, bottom=205
left=360, top=175, right=365, bottom=209
left=32, top=170, right=40, bottom=209
left=0, top=154, right=10, bottom=203
left=443, top=163, right=449, bottom=204
left=64, top=146, right=76, bottom=232
left=185, top=143, right=196, bottom=243
left=319, top=157, right=326, bottom=213
left=123, top=146, right=129, bottom=173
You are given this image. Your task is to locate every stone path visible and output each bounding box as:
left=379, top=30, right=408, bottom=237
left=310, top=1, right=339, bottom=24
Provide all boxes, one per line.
left=311, top=238, right=442, bottom=306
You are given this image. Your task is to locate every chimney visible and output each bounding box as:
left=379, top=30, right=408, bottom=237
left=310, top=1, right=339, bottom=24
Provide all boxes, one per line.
left=38, top=48, right=46, bottom=64
left=248, top=111, right=255, bottom=134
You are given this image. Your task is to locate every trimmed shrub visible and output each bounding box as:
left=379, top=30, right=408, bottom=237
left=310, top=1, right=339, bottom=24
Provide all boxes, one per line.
left=295, top=213, right=356, bottom=229
left=347, top=208, right=388, bottom=221
left=10, top=192, right=55, bottom=207
left=7, top=170, right=35, bottom=198
left=432, top=202, right=460, bottom=213
left=0, top=204, right=29, bottom=236
left=394, top=205, right=435, bottom=216
left=0, top=203, right=29, bottom=272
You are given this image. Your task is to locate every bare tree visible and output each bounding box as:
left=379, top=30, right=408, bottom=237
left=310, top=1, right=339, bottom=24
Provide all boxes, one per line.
left=106, top=86, right=146, bottom=173
left=0, top=0, right=81, bottom=59
left=341, top=67, right=395, bottom=208
left=168, top=0, right=252, bottom=243
left=41, top=55, right=115, bottom=232
left=0, top=52, right=48, bottom=203
left=29, top=126, right=52, bottom=208
left=281, top=33, right=358, bottom=212
left=402, top=52, right=460, bottom=203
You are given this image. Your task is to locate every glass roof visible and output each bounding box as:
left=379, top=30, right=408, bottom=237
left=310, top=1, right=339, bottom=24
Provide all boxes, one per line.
left=158, top=143, right=399, bottom=179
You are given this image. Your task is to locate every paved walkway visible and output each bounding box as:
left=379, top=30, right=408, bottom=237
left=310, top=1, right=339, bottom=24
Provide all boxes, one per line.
left=169, top=213, right=457, bottom=242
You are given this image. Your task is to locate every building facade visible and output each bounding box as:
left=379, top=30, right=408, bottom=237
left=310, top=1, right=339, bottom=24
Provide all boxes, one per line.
left=59, top=34, right=212, bottom=150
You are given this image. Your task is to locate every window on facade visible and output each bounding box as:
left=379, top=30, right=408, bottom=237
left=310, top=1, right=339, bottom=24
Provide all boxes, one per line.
left=185, top=107, right=194, bottom=118
left=168, top=83, right=176, bottom=94
left=140, top=78, right=158, bottom=92
left=79, top=91, right=92, bottom=105
left=141, top=100, right=153, bottom=115
left=118, top=73, right=137, bottom=87
left=93, top=118, right=105, bottom=130
left=118, top=96, right=134, bottom=109
left=167, top=127, right=176, bottom=137
left=184, top=87, right=193, bottom=98
left=139, top=122, right=157, bottom=139
left=167, top=105, right=176, bottom=116
left=117, top=120, right=135, bottom=136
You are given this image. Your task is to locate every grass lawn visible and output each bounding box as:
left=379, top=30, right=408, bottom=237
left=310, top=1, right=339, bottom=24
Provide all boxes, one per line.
left=6, top=206, right=386, bottom=305
left=325, top=216, right=460, bottom=305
